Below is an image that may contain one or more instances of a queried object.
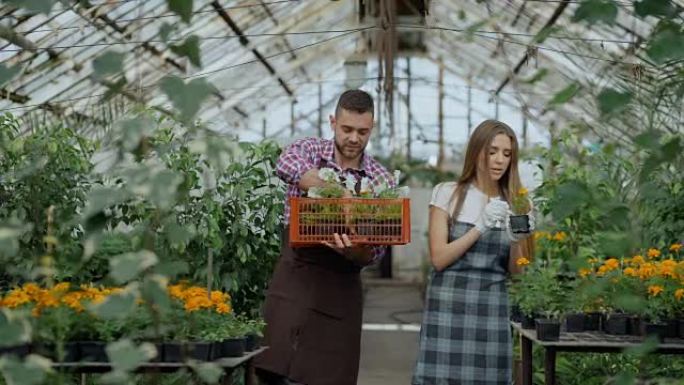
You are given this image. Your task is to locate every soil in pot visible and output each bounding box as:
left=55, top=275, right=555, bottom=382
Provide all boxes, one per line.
left=564, top=313, right=585, bottom=333
left=535, top=319, right=561, bottom=341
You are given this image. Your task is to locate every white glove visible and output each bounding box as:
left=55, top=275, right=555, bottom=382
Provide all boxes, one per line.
left=474, top=199, right=509, bottom=233
left=505, top=209, right=536, bottom=242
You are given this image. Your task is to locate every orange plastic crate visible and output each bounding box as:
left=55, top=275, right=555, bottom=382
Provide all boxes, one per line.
left=289, top=197, right=411, bottom=247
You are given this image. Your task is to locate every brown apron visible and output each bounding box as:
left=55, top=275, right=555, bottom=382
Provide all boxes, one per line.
left=254, top=227, right=363, bottom=385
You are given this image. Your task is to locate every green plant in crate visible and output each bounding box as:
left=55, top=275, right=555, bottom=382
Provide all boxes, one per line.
left=513, top=258, right=567, bottom=320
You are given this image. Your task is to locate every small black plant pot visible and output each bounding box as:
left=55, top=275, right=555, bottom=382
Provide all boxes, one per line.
left=80, top=341, right=108, bottom=362
left=628, top=315, right=642, bottom=336
left=521, top=314, right=537, bottom=329
left=218, top=338, right=246, bottom=358
left=0, top=344, right=30, bottom=358
left=535, top=319, right=561, bottom=341
left=188, top=342, right=211, bottom=361
left=564, top=313, right=585, bottom=333
left=678, top=319, right=684, bottom=339
left=162, top=342, right=184, bottom=363
left=584, top=312, right=602, bottom=331
left=62, top=342, right=80, bottom=362
left=245, top=334, right=261, bottom=352
left=603, top=313, right=630, bottom=335
left=510, top=306, right=523, bottom=323
left=665, top=319, right=679, bottom=339
left=509, top=215, right=530, bottom=234
left=641, top=322, right=668, bottom=342
left=31, top=342, right=56, bottom=360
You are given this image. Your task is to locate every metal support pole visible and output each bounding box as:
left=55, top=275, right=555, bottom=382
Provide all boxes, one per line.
left=437, top=60, right=445, bottom=170
left=406, top=57, right=412, bottom=161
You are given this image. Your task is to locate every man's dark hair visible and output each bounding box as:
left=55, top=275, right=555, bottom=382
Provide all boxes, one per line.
left=335, top=89, right=374, bottom=117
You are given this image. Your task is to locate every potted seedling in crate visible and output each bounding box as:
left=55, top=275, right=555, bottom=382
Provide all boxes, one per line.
left=509, top=187, right=532, bottom=234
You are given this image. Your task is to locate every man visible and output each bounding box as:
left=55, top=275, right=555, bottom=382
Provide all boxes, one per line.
left=254, top=90, right=394, bottom=385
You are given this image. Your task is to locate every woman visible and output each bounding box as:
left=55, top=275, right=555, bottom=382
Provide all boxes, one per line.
left=412, top=120, right=534, bottom=385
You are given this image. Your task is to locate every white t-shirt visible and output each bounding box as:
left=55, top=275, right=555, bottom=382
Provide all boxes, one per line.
left=429, top=182, right=493, bottom=224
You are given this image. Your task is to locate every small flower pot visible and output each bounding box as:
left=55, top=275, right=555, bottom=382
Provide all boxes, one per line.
left=188, top=342, right=211, bottom=361
left=62, top=342, right=81, bottom=362
left=509, top=215, right=530, bottom=234
left=564, top=313, right=585, bottom=333
left=641, top=322, right=668, bottom=342
left=80, top=341, right=108, bottom=362
left=510, top=305, right=523, bottom=323
left=31, top=342, right=56, bottom=360
left=628, top=315, right=642, bottom=336
left=603, top=313, right=630, bottom=335
left=162, top=342, right=184, bottom=363
left=665, top=319, right=679, bottom=339
left=521, top=314, right=537, bottom=329
left=0, top=344, right=30, bottom=358
left=678, top=319, right=684, bottom=339
left=245, top=334, right=261, bottom=352
left=218, top=338, right=246, bottom=358
left=584, top=312, right=602, bottom=331
left=535, top=319, right=561, bottom=341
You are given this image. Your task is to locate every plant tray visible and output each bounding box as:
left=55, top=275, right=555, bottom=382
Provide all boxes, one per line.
left=289, top=197, right=411, bottom=247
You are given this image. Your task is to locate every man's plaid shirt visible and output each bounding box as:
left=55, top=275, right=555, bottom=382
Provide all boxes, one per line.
left=276, top=137, right=395, bottom=263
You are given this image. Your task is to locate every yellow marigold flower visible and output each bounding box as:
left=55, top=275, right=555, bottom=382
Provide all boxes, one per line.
left=168, top=285, right=185, bottom=300
left=587, top=258, right=599, bottom=265
left=623, top=267, right=637, bottom=277
left=31, top=307, right=41, bottom=317
left=215, top=303, right=231, bottom=314
left=184, top=296, right=212, bottom=312
left=630, top=255, right=645, bottom=266
left=675, top=288, right=684, bottom=301
left=579, top=268, right=592, bottom=278
left=648, top=285, right=664, bottom=297
left=553, top=232, right=567, bottom=242
left=604, top=258, right=620, bottom=271
left=62, top=293, right=84, bottom=312
left=597, top=265, right=608, bottom=276
left=210, top=291, right=228, bottom=304
left=23, top=283, right=41, bottom=297
left=647, top=248, right=661, bottom=259
left=52, top=282, right=70, bottom=292
left=534, top=232, right=548, bottom=241
left=515, top=257, right=530, bottom=266
left=518, top=187, right=528, bottom=196
left=2, top=290, right=32, bottom=308
left=670, top=243, right=682, bottom=253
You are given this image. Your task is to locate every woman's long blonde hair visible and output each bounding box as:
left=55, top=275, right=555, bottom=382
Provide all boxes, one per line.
left=449, top=120, right=524, bottom=217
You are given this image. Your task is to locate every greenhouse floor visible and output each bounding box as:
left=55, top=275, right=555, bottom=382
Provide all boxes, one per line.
left=358, top=279, right=424, bottom=385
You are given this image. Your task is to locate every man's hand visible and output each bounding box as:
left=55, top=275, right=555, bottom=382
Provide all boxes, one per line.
left=323, top=233, right=374, bottom=265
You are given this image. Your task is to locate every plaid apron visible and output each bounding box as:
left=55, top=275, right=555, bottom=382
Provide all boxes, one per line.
left=412, top=219, right=512, bottom=385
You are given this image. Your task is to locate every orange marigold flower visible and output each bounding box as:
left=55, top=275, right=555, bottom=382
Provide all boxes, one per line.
left=518, top=187, right=528, bottom=196
left=597, top=266, right=608, bottom=277
left=670, top=243, right=682, bottom=253
left=184, top=296, right=212, bottom=312
left=623, top=267, right=637, bottom=277
left=604, top=258, right=620, bottom=271
left=675, top=288, right=684, bottom=301
left=516, top=257, right=530, bottom=266
left=2, top=290, right=32, bottom=308
left=647, top=248, right=661, bottom=259
left=587, top=258, right=599, bottom=265
left=648, top=285, right=664, bottom=297
left=630, top=255, right=645, bottom=266
left=553, top=232, right=567, bottom=242
left=52, top=282, right=70, bottom=292
left=215, top=303, right=231, bottom=314
left=578, top=268, right=592, bottom=278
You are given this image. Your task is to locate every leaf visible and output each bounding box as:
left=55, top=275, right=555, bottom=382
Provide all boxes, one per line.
left=149, top=169, right=183, bottom=209
left=612, top=372, right=635, bottom=385
left=522, top=68, right=549, bottom=84
left=3, top=0, right=54, bottom=14
left=189, top=361, right=222, bottom=384
left=84, top=187, right=129, bottom=218
left=109, top=250, right=158, bottom=284
left=634, top=130, right=661, bottom=150
left=106, top=339, right=155, bottom=372
left=547, top=83, right=581, bottom=107
left=101, top=77, right=128, bottom=102
left=0, top=355, right=52, bottom=385
left=167, top=0, right=193, bottom=23
left=153, top=260, right=189, bottom=280
left=142, top=275, right=171, bottom=313
left=613, top=295, right=646, bottom=314
left=464, top=19, right=489, bottom=41
left=596, top=88, right=632, bottom=116
left=634, top=0, right=677, bottom=18
left=159, top=75, right=215, bottom=123
left=163, top=218, right=195, bottom=246
left=596, top=231, right=632, bottom=257
left=90, top=290, right=137, bottom=320
left=532, top=27, right=558, bottom=44
left=0, top=310, right=31, bottom=347
left=92, top=51, right=125, bottom=79
left=170, top=35, right=201, bottom=68
left=646, top=21, right=684, bottom=64
left=0, top=64, right=22, bottom=87
left=623, top=336, right=658, bottom=357
left=551, top=180, right=591, bottom=219
left=118, top=116, right=153, bottom=152
left=159, top=23, right=175, bottom=43
left=572, top=0, right=618, bottom=25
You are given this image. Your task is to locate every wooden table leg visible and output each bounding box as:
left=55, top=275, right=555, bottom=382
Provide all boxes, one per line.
left=544, top=347, right=556, bottom=385
left=521, top=334, right=533, bottom=385
left=244, top=360, right=256, bottom=385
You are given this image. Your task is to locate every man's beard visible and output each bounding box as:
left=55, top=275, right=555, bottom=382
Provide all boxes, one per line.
left=334, top=138, right=363, bottom=159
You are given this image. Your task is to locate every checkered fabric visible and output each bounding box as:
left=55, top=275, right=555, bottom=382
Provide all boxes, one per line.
left=412, top=220, right=512, bottom=385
